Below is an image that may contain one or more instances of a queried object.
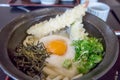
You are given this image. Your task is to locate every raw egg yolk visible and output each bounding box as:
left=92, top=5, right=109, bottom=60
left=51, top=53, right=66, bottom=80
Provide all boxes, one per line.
left=47, top=40, right=67, bottom=56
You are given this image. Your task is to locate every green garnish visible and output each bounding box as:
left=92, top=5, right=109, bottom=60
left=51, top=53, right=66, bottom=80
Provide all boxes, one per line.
left=62, top=59, right=72, bottom=69
left=72, top=37, right=104, bottom=74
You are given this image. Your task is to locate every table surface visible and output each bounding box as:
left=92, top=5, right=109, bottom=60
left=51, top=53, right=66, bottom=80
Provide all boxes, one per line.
left=0, top=0, right=120, bottom=80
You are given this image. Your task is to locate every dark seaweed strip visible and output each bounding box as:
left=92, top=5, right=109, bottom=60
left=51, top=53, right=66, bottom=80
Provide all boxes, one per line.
left=13, top=42, right=50, bottom=79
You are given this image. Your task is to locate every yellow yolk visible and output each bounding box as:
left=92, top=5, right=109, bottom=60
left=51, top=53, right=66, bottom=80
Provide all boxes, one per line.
left=46, top=40, right=67, bottom=56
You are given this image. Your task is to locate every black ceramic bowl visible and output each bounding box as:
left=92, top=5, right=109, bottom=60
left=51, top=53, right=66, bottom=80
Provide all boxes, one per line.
left=0, top=8, right=119, bottom=80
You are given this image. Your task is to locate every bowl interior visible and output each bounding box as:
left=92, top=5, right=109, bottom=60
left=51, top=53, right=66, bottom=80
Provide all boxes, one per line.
left=7, top=14, right=105, bottom=79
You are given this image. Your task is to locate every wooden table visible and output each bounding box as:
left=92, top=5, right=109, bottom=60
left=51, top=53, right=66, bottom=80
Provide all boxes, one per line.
left=0, top=0, right=120, bottom=80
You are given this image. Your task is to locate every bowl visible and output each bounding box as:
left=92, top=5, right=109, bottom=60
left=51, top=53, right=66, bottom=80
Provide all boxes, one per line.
left=30, top=0, right=40, bottom=3
left=0, top=8, right=119, bottom=80
left=40, top=0, right=59, bottom=5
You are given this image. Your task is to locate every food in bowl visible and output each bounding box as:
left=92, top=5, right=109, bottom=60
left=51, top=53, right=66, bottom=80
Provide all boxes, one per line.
left=12, top=3, right=104, bottom=80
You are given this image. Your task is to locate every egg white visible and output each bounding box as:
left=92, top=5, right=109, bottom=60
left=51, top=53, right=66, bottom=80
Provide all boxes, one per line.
left=39, top=35, right=75, bottom=68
